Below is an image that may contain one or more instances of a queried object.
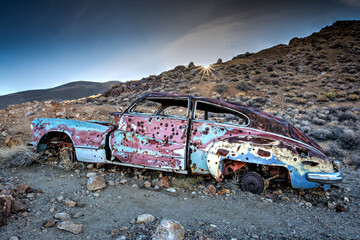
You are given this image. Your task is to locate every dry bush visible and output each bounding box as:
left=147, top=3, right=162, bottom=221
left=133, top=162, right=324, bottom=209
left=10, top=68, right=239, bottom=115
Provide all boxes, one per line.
left=0, top=144, right=38, bottom=168
left=214, top=84, right=229, bottom=94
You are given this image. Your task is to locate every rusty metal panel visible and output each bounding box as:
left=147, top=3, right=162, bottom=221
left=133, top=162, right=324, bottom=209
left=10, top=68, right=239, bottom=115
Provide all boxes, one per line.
left=110, top=114, right=188, bottom=170
left=31, top=118, right=114, bottom=162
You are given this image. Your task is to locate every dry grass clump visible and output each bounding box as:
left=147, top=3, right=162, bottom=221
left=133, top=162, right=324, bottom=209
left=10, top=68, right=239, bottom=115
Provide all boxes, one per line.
left=347, top=94, right=359, bottom=101
left=0, top=144, right=37, bottom=168
left=316, top=94, right=329, bottom=102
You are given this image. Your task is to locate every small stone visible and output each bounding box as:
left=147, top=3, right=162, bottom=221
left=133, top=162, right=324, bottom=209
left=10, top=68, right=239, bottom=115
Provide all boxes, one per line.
left=136, top=214, right=155, bottom=224
left=217, top=189, right=231, bottom=195
left=96, top=163, right=105, bottom=169
left=57, top=221, right=84, bottom=234
left=344, top=197, right=349, bottom=202
left=158, top=176, right=172, bottom=189
left=265, top=193, right=274, bottom=199
left=110, top=229, right=120, bottom=235
left=25, top=111, right=35, bottom=117
left=335, top=204, right=347, bottom=212
left=73, top=212, right=84, bottom=219
left=42, top=219, right=56, bottom=228
left=119, top=179, right=128, bottom=184
left=87, top=164, right=94, bottom=169
left=108, top=180, right=115, bottom=186
left=87, top=176, right=106, bottom=191
left=86, top=172, right=97, bottom=177
left=9, top=236, right=19, bottom=240
left=131, top=184, right=138, bottom=188
left=119, top=226, right=128, bottom=231
left=210, top=224, right=216, bottom=228
left=281, top=196, right=290, bottom=202
left=152, top=219, right=184, bottom=240
left=305, top=202, right=312, bottom=208
left=203, top=185, right=216, bottom=196
left=16, top=184, right=31, bottom=194
left=144, top=181, right=151, bottom=188
left=26, top=193, right=35, bottom=198
left=64, top=200, right=77, bottom=207
left=57, top=195, right=64, bottom=201
left=265, top=198, right=273, bottom=203
left=327, top=202, right=335, bottom=209
left=11, top=199, right=28, bottom=213
left=55, top=212, right=70, bottom=220
left=273, top=190, right=282, bottom=195
left=93, top=193, right=100, bottom=197
left=165, top=188, right=176, bottom=193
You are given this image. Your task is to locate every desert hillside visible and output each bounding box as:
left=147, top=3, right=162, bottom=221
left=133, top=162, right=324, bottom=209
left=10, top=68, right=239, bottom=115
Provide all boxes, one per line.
left=0, top=80, right=120, bottom=109
left=0, top=20, right=359, bottom=239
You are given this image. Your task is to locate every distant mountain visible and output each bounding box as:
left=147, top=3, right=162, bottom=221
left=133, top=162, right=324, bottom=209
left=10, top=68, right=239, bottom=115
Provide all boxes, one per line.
left=0, top=81, right=120, bottom=109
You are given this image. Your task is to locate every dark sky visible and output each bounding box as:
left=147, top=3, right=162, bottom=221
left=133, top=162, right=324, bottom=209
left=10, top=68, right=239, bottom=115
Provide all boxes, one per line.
left=0, top=0, right=359, bottom=95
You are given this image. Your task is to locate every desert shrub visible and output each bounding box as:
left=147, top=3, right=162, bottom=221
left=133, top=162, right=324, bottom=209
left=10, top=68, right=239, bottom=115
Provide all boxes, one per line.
left=325, top=143, right=344, bottom=159
left=270, top=71, right=278, bottom=77
left=309, top=128, right=333, bottom=141
left=311, top=118, right=326, bottom=125
left=338, top=111, right=358, bottom=122
left=0, top=144, right=37, bottom=168
left=246, top=97, right=267, bottom=108
left=324, top=91, right=336, bottom=100
left=338, top=129, right=360, bottom=150
left=235, top=82, right=251, bottom=91
left=316, top=95, right=329, bottom=102
left=293, top=98, right=307, bottom=105
left=214, top=84, right=229, bottom=94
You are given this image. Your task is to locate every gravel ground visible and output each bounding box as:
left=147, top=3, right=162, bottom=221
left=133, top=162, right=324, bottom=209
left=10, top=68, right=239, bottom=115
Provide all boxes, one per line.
left=1, top=163, right=359, bottom=240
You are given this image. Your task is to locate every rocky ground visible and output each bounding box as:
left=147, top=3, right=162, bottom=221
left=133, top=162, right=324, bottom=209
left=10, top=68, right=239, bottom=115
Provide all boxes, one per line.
left=0, top=159, right=359, bottom=239
left=0, top=21, right=359, bottom=239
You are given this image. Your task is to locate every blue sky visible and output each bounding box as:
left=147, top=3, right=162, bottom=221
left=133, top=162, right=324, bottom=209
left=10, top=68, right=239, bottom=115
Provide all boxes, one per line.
left=0, top=0, right=359, bottom=95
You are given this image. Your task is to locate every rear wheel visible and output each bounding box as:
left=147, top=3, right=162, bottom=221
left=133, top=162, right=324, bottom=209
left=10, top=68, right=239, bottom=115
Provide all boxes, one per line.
left=240, top=171, right=264, bottom=194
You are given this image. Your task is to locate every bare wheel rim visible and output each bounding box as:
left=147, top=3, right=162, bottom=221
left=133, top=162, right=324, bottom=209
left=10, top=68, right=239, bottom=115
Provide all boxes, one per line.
left=240, top=171, right=264, bottom=194
left=59, top=147, right=74, bottom=163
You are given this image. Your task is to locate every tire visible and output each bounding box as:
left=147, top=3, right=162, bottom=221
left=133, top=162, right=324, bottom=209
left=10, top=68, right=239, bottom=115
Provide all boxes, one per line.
left=240, top=171, right=265, bottom=194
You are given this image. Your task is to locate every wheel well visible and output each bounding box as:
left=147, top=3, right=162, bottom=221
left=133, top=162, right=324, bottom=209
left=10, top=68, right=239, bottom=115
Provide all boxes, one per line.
left=223, top=159, right=290, bottom=181
left=37, top=132, right=73, bottom=152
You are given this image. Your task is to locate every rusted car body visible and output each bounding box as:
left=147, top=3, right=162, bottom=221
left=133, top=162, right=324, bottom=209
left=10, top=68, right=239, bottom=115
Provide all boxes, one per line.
left=31, top=93, right=342, bottom=193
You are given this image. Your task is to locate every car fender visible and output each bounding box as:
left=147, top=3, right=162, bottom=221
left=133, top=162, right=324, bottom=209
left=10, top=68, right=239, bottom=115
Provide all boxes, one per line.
left=205, top=136, right=334, bottom=188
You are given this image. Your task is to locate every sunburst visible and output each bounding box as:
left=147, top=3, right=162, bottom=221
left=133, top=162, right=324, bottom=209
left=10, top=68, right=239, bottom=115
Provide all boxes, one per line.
left=196, top=64, right=216, bottom=79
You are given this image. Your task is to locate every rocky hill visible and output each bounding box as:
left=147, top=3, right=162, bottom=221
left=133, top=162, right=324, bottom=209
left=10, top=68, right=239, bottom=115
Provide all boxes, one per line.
left=0, top=80, right=120, bottom=109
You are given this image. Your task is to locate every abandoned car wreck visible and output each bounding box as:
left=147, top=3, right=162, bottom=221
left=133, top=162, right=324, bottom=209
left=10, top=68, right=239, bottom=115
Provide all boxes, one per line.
left=30, top=93, right=342, bottom=194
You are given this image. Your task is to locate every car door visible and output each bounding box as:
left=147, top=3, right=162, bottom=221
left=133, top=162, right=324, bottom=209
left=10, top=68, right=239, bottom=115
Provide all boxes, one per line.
left=189, top=100, right=249, bottom=174
left=110, top=97, right=190, bottom=172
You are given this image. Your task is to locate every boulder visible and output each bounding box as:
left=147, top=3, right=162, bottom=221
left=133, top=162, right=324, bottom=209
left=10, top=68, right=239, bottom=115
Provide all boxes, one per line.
left=87, top=176, right=106, bottom=191
left=152, top=219, right=184, bottom=240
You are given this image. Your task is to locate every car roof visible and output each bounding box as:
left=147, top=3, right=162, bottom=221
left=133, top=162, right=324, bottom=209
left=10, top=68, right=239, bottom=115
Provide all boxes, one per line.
left=139, top=92, right=322, bottom=152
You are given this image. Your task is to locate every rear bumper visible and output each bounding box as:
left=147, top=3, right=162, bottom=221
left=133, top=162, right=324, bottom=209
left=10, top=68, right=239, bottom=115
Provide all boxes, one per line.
left=306, top=161, right=343, bottom=184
